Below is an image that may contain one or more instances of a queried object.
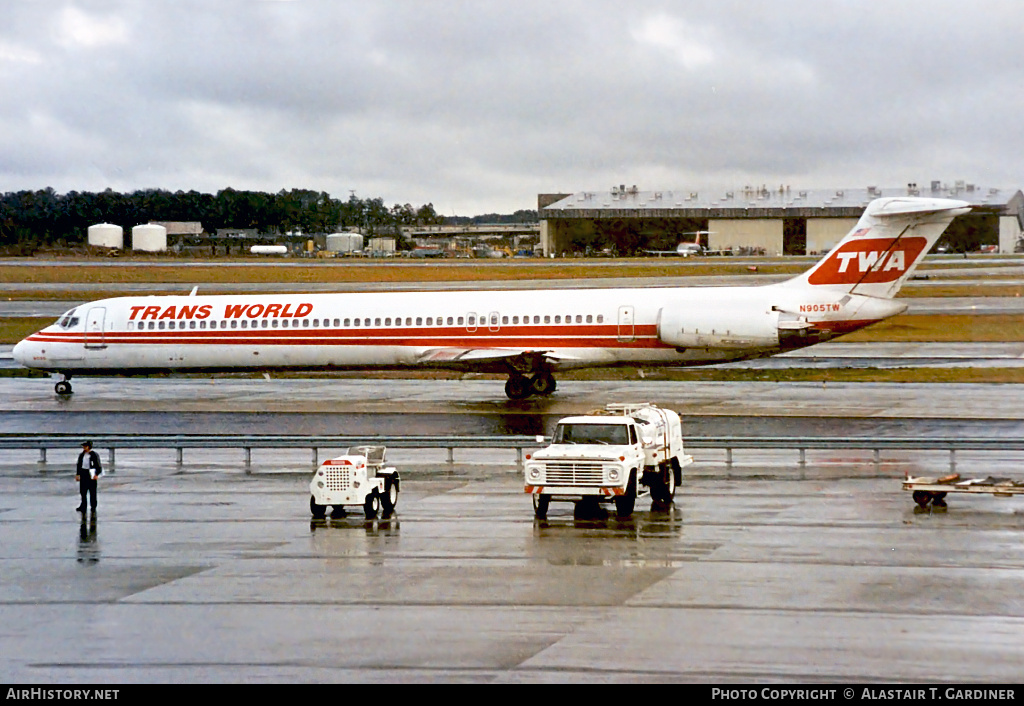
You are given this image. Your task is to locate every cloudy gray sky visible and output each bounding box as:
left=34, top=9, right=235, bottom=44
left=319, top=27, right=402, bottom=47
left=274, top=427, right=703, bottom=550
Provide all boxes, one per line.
left=1, top=0, right=1021, bottom=215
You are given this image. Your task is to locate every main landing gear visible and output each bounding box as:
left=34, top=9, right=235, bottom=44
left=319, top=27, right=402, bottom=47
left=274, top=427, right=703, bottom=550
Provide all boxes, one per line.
left=503, top=352, right=557, bottom=400
left=505, top=372, right=557, bottom=400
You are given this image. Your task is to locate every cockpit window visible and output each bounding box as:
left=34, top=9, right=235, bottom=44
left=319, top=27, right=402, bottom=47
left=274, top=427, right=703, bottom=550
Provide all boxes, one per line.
left=57, top=309, right=80, bottom=329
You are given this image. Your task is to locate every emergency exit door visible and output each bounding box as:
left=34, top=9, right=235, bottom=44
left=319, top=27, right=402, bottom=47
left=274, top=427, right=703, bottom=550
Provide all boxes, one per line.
left=617, top=305, right=635, bottom=342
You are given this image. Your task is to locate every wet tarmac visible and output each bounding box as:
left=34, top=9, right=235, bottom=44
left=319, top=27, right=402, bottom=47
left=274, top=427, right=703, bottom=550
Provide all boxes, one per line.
left=3, top=456, right=1024, bottom=683
left=4, top=375, right=1024, bottom=682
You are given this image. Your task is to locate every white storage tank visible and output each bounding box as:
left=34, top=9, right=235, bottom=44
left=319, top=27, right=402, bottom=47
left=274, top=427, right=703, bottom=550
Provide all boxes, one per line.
left=326, top=232, right=364, bottom=253
left=250, top=245, right=288, bottom=255
left=132, top=223, right=167, bottom=252
left=87, top=223, right=123, bottom=249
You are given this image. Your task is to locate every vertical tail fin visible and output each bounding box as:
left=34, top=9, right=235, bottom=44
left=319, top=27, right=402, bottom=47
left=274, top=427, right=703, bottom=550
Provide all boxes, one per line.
left=785, top=197, right=971, bottom=299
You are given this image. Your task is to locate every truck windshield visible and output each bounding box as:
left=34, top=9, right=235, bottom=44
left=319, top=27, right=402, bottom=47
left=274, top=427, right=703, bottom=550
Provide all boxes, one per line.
left=554, top=423, right=629, bottom=445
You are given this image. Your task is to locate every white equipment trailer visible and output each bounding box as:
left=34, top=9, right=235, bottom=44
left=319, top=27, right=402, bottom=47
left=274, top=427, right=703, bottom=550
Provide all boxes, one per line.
left=524, top=403, right=692, bottom=518
left=310, top=445, right=399, bottom=519
left=903, top=473, right=1024, bottom=511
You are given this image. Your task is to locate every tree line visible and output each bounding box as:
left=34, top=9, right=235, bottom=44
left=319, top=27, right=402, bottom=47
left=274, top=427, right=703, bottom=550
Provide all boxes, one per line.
left=0, top=187, right=459, bottom=249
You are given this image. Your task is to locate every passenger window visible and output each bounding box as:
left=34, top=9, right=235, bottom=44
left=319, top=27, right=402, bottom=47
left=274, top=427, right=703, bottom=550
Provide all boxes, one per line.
left=385, top=318, right=392, bottom=326
left=416, top=317, right=422, bottom=326
left=554, top=315, right=561, bottom=323
left=597, top=314, right=604, bottom=323
left=353, top=318, right=360, bottom=327
left=447, top=317, right=453, bottom=325
left=586, top=315, right=593, bottom=323
left=533, top=316, right=540, bottom=324
left=457, top=317, right=464, bottom=326
left=375, top=318, right=381, bottom=326
left=544, top=315, right=550, bottom=324
left=271, top=319, right=278, bottom=328
left=190, top=321, right=196, bottom=329
left=426, top=317, right=433, bottom=326
left=502, top=316, right=508, bottom=325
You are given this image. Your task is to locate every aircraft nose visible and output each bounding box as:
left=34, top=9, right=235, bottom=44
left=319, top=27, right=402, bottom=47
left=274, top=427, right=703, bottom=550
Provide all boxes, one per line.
left=12, top=338, right=33, bottom=366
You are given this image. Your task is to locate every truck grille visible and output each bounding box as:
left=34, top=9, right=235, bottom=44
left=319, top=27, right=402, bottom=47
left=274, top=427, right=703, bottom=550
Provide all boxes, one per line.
left=540, top=461, right=606, bottom=485
left=322, top=467, right=353, bottom=492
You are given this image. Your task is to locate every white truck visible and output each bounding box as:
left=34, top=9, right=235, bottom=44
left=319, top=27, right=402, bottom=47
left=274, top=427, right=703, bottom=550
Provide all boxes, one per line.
left=524, top=403, right=692, bottom=518
left=310, top=445, right=400, bottom=519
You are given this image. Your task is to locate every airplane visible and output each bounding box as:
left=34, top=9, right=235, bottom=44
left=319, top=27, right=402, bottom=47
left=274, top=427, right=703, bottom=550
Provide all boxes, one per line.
left=644, top=231, right=712, bottom=257
left=13, top=196, right=970, bottom=400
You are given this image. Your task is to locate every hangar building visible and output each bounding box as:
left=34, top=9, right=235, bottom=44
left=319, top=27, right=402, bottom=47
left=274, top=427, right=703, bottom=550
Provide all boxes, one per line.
left=538, top=183, right=1024, bottom=257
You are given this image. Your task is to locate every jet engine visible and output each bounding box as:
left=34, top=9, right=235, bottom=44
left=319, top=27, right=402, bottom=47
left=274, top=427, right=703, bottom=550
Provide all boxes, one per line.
left=657, top=307, right=780, bottom=351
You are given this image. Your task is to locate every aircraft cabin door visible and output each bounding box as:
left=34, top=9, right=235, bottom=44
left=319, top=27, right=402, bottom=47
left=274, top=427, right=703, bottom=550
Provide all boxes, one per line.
left=488, top=311, right=501, bottom=332
left=617, top=305, right=635, bottom=343
left=466, top=312, right=478, bottom=333
left=84, top=307, right=107, bottom=349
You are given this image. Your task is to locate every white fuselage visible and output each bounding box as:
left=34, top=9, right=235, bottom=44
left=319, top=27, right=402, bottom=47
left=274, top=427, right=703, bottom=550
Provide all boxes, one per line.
left=12, top=282, right=904, bottom=375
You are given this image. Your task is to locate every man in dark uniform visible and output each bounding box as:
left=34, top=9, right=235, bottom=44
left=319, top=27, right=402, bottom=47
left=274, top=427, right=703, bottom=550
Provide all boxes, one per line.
left=75, top=441, right=101, bottom=512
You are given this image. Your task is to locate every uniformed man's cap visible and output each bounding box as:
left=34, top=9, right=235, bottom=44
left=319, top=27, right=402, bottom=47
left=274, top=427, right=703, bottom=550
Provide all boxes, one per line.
left=81, top=441, right=92, bottom=448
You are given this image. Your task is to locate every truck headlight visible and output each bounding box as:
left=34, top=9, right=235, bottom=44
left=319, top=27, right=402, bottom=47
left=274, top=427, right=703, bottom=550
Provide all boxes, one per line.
left=527, top=467, right=542, bottom=481
left=607, top=468, right=620, bottom=482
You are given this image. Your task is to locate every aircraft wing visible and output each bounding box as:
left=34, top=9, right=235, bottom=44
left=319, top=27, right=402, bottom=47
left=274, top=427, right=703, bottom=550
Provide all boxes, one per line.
left=416, top=347, right=576, bottom=372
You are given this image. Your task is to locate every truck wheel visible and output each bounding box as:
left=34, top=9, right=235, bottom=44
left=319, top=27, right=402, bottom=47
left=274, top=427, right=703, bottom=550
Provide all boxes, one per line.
left=382, top=478, right=399, bottom=514
left=532, top=493, right=550, bottom=519
left=651, top=464, right=676, bottom=505
left=912, top=490, right=931, bottom=508
left=310, top=495, right=327, bottom=519
left=364, top=491, right=381, bottom=519
left=615, top=472, right=637, bottom=517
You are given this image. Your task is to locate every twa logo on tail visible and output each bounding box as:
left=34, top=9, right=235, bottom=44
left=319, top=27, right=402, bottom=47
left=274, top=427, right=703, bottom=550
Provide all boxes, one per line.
left=808, top=237, right=928, bottom=285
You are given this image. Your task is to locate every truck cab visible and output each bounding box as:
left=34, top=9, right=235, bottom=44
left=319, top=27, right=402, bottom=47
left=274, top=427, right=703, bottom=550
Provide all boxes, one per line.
left=524, top=403, right=692, bottom=518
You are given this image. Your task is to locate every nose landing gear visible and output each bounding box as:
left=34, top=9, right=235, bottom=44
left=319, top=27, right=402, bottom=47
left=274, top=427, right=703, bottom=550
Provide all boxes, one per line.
left=54, top=376, right=73, bottom=396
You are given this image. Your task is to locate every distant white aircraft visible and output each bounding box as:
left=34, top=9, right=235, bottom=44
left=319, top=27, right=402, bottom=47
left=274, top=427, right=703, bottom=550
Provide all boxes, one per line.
left=14, top=197, right=970, bottom=399
left=645, top=231, right=711, bottom=257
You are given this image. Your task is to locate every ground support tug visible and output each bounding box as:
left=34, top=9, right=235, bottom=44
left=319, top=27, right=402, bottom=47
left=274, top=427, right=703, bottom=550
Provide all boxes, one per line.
left=310, top=445, right=399, bottom=519
left=524, top=403, right=692, bottom=519
left=904, top=473, right=1024, bottom=511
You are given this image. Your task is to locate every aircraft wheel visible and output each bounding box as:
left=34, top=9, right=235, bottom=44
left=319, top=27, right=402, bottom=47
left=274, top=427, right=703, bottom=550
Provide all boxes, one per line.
left=530, top=373, right=556, bottom=396
left=615, top=472, right=637, bottom=518
left=505, top=375, right=532, bottom=400
left=310, top=495, right=327, bottom=519
left=55, top=380, right=73, bottom=395
left=364, top=491, right=382, bottom=519
left=532, top=493, right=550, bottom=519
